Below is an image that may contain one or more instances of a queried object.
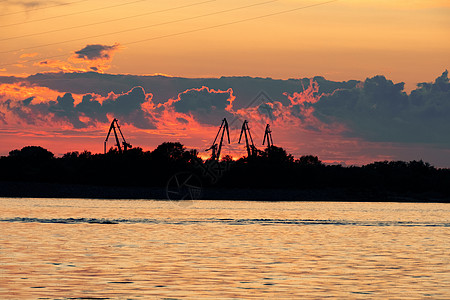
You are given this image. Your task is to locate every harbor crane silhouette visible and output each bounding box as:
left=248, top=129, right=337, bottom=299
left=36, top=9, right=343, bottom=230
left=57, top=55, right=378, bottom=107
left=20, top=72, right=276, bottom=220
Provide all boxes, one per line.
left=206, top=118, right=230, bottom=161
left=238, top=120, right=257, bottom=158
left=263, top=124, right=274, bottom=148
left=104, top=118, right=132, bottom=154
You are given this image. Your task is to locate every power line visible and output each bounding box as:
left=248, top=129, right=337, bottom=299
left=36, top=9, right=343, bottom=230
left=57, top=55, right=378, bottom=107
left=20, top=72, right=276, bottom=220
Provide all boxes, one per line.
left=0, top=0, right=217, bottom=42
left=0, top=0, right=90, bottom=17
left=0, top=0, right=149, bottom=28
left=0, top=0, right=339, bottom=68
left=127, top=1, right=339, bottom=46
left=0, top=0, right=277, bottom=53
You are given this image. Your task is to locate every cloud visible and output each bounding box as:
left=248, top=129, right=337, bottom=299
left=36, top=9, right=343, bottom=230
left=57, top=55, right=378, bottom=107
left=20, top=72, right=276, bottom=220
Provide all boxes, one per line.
left=233, top=79, right=343, bottom=135
left=1, top=1, right=61, bottom=9
left=165, top=86, right=236, bottom=126
left=19, top=53, right=38, bottom=58
left=35, top=59, right=88, bottom=73
left=101, top=86, right=155, bottom=129
left=16, top=72, right=360, bottom=105
left=71, top=44, right=121, bottom=72
left=74, top=44, right=120, bottom=61
left=257, top=101, right=283, bottom=121
left=314, top=70, right=450, bottom=144
left=2, top=72, right=450, bottom=166
left=70, top=43, right=120, bottom=73
left=0, top=84, right=156, bottom=129
left=33, top=44, right=121, bottom=73
left=2, top=71, right=450, bottom=151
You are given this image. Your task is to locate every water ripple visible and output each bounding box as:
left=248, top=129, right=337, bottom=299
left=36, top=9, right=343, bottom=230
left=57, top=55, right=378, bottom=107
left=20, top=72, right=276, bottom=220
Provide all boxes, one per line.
left=1, top=217, right=448, bottom=227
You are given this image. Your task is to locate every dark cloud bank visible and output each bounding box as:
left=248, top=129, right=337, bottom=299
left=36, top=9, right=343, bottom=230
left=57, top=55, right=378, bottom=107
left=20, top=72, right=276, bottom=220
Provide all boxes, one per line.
left=1, top=70, right=449, bottom=145
left=14, top=72, right=358, bottom=107
left=8, top=86, right=155, bottom=129
left=314, top=71, right=450, bottom=144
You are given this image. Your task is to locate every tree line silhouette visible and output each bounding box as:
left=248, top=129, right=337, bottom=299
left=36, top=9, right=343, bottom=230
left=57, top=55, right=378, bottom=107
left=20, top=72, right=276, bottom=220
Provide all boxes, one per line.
left=1, top=143, right=449, bottom=201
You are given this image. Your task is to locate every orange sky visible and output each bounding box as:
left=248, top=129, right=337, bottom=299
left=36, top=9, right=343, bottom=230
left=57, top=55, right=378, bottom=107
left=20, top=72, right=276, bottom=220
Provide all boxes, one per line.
left=1, top=0, right=449, bottom=89
left=0, top=0, right=449, bottom=166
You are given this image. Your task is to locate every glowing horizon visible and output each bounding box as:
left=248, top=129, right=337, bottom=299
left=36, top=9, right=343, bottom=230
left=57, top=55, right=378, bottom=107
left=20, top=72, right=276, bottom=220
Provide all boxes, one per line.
left=0, top=0, right=449, bottom=166
left=1, top=71, right=449, bottom=167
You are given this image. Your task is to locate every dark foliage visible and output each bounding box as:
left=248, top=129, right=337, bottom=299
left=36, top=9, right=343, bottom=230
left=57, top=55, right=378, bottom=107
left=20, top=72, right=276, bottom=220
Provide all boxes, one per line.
left=1, top=143, right=449, bottom=200
left=9, top=146, right=54, bottom=160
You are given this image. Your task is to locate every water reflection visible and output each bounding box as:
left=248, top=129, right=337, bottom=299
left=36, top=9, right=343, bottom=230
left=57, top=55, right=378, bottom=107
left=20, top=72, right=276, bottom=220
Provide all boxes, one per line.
left=0, top=199, right=449, bottom=299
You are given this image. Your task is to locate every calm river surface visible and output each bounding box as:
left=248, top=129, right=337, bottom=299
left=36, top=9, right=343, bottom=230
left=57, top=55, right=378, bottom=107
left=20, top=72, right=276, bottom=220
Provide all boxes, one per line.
left=0, top=198, right=449, bottom=299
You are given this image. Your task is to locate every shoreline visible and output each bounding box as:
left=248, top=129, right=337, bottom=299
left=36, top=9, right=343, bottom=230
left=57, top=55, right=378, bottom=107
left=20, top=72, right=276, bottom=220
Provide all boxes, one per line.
left=1, top=181, right=448, bottom=203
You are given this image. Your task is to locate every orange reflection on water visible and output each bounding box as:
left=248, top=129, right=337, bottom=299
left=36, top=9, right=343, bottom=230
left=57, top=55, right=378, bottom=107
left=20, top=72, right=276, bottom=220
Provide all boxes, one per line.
left=0, top=199, right=449, bottom=298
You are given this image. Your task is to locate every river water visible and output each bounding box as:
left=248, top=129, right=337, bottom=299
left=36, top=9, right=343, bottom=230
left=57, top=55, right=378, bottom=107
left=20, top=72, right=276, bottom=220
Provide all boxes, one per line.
left=0, top=198, right=448, bottom=299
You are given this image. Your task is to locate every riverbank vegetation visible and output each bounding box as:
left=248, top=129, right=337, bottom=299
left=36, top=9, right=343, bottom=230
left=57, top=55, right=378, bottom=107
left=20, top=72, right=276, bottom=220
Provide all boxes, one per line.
left=1, top=144, right=449, bottom=201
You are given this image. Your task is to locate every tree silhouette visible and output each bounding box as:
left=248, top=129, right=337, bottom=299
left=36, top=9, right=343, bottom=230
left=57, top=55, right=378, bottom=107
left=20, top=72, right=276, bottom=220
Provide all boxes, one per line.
left=62, top=151, right=80, bottom=159
left=9, top=146, right=54, bottom=160
left=263, top=145, right=294, bottom=164
left=151, top=142, right=186, bottom=162
left=0, top=142, right=449, bottom=201
left=221, top=155, right=233, bottom=162
left=297, top=155, right=323, bottom=166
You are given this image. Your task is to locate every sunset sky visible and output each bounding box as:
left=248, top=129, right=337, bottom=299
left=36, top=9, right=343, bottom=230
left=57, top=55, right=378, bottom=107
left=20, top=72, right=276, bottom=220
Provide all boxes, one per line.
left=0, top=0, right=449, bottom=166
